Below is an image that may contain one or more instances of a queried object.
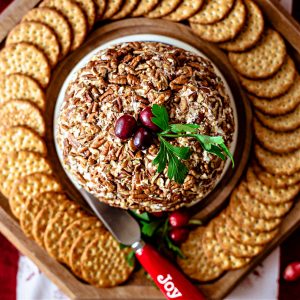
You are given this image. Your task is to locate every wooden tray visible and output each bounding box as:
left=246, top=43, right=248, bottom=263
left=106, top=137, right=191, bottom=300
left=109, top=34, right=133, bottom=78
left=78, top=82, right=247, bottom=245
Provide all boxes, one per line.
left=0, top=1, right=300, bottom=299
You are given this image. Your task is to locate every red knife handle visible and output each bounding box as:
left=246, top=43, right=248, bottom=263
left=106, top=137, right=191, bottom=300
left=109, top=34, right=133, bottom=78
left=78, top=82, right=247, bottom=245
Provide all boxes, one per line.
left=134, top=243, right=206, bottom=300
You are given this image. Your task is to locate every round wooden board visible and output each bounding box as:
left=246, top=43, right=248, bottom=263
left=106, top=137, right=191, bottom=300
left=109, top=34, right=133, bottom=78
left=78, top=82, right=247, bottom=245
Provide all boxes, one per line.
left=45, top=18, right=252, bottom=220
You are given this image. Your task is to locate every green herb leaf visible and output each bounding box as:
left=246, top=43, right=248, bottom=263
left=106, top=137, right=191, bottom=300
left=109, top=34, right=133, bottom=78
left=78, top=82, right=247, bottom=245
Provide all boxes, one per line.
left=164, top=141, right=191, bottom=160
left=153, top=139, right=167, bottom=173
left=130, top=211, right=151, bottom=222
left=220, top=143, right=235, bottom=167
left=126, top=250, right=136, bottom=267
left=170, top=124, right=199, bottom=133
left=167, top=155, right=189, bottom=185
left=165, top=236, right=185, bottom=259
left=119, top=243, right=128, bottom=249
left=151, top=104, right=169, bottom=131
left=141, top=220, right=163, bottom=237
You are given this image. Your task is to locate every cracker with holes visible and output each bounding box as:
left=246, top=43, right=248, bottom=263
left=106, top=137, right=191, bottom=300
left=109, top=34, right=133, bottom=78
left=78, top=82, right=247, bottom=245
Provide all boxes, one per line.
left=219, top=0, right=264, bottom=52
left=0, top=100, right=45, bottom=136
left=80, top=233, right=134, bottom=287
left=240, top=56, right=296, bottom=98
left=112, top=0, right=140, bottom=19
left=6, top=21, right=60, bottom=67
left=228, top=29, right=286, bottom=79
left=58, top=217, right=103, bottom=263
left=178, top=227, right=225, bottom=282
left=253, top=118, right=300, bottom=153
left=102, top=0, right=124, bottom=19
left=190, top=0, right=246, bottom=43
left=0, top=43, right=50, bottom=88
left=20, top=192, right=68, bottom=238
left=22, top=8, right=72, bottom=59
left=94, top=0, right=107, bottom=19
left=73, top=0, right=96, bottom=30
left=40, top=0, right=87, bottom=51
left=248, top=76, right=300, bottom=116
left=9, top=173, right=62, bottom=219
left=164, top=0, right=204, bottom=22
left=255, top=144, right=300, bottom=175
left=0, top=74, right=45, bottom=110
left=189, top=0, right=235, bottom=25
left=0, top=127, right=46, bottom=156
left=131, top=0, right=159, bottom=17
left=146, top=0, right=182, bottom=18
left=256, top=105, right=300, bottom=132
left=0, top=151, right=52, bottom=198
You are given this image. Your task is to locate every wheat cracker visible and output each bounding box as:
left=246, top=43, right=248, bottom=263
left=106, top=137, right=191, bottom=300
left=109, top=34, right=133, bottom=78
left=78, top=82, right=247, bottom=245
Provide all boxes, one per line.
left=0, top=151, right=52, bottom=198
left=131, top=0, right=159, bottom=17
left=228, top=29, right=286, bottom=79
left=0, top=100, right=45, bottom=136
left=22, top=8, right=72, bottom=59
left=164, top=0, right=204, bottom=22
left=9, top=172, right=62, bottom=219
left=240, top=56, right=296, bottom=98
left=256, top=105, right=300, bottom=132
left=190, top=0, right=246, bottom=43
left=0, top=42, right=50, bottom=88
left=0, top=127, right=46, bottom=156
left=81, top=233, right=134, bottom=287
left=178, top=227, right=224, bottom=282
left=94, top=0, right=107, bottom=19
left=112, top=0, right=140, bottom=19
left=146, top=0, right=182, bottom=18
left=0, top=74, right=45, bottom=110
left=58, top=216, right=103, bottom=264
left=189, top=0, right=235, bottom=25
left=102, top=0, right=124, bottom=19
left=254, top=117, right=300, bottom=153
left=40, top=0, right=87, bottom=51
left=20, top=192, right=68, bottom=238
left=229, top=188, right=282, bottom=232
left=73, top=0, right=96, bottom=30
left=6, top=21, right=60, bottom=67
left=219, top=0, right=264, bottom=52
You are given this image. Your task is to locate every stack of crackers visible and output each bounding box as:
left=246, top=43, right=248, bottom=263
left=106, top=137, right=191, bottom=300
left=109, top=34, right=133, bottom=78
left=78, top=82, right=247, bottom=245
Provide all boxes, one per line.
left=178, top=0, right=300, bottom=282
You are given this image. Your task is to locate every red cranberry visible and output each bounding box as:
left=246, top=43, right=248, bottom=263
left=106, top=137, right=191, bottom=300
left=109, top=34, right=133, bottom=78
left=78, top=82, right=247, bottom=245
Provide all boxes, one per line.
left=139, top=107, right=160, bottom=132
left=133, top=127, right=153, bottom=150
left=283, top=262, right=300, bottom=281
left=114, top=114, right=137, bottom=140
left=169, top=211, right=190, bottom=227
left=169, top=228, right=189, bottom=245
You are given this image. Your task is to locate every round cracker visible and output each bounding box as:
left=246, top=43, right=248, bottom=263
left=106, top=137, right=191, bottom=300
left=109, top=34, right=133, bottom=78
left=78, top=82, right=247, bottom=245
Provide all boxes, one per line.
left=256, top=104, right=300, bottom=132
left=253, top=162, right=300, bottom=189
left=22, top=7, right=72, bottom=59
left=225, top=215, right=278, bottom=246
left=190, top=0, right=246, bottom=43
left=73, top=0, right=96, bottom=30
left=131, top=0, right=159, bottom=17
left=255, top=143, right=300, bottom=176
left=189, top=0, right=235, bottom=25
left=58, top=216, right=103, bottom=264
left=248, top=75, right=300, bottom=116
left=40, top=0, right=87, bottom=51
left=44, top=208, right=87, bottom=260
left=254, top=117, right=300, bottom=154
left=146, top=0, right=182, bottom=19
left=202, top=221, right=250, bottom=270
left=69, top=229, right=105, bottom=278
left=20, top=192, right=68, bottom=238
left=215, top=213, right=264, bottom=257
left=164, top=0, right=204, bottom=22
left=9, top=172, right=62, bottom=219
left=178, top=227, right=224, bottom=282
left=229, top=188, right=282, bottom=232
left=237, top=182, right=293, bottom=220
left=228, top=29, right=286, bottom=79
left=6, top=21, right=60, bottom=67
left=102, top=0, right=124, bottom=19
left=112, top=0, right=140, bottom=19
left=80, top=233, right=134, bottom=287
left=219, top=0, right=264, bottom=52
left=0, top=126, right=46, bottom=156
left=0, top=74, right=45, bottom=110
left=0, top=151, right=52, bottom=198
left=0, top=42, right=51, bottom=88
left=94, top=0, right=107, bottom=19
left=0, top=100, right=45, bottom=136
left=239, top=56, right=296, bottom=98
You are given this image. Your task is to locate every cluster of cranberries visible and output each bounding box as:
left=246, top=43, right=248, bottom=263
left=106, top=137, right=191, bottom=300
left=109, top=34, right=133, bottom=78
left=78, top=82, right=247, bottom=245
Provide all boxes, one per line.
left=168, top=211, right=191, bottom=245
left=283, top=262, right=300, bottom=282
left=114, top=107, right=159, bottom=150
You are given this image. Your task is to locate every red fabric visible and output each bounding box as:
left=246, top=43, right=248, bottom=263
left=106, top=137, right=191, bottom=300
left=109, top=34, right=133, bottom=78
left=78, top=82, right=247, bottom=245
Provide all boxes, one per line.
left=0, top=234, right=19, bottom=300
left=0, top=0, right=13, bottom=14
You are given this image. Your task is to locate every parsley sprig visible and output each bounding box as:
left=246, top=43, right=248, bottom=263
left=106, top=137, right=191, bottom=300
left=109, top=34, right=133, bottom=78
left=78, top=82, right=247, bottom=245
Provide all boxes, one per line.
left=151, top=104, right=234, bottom=184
